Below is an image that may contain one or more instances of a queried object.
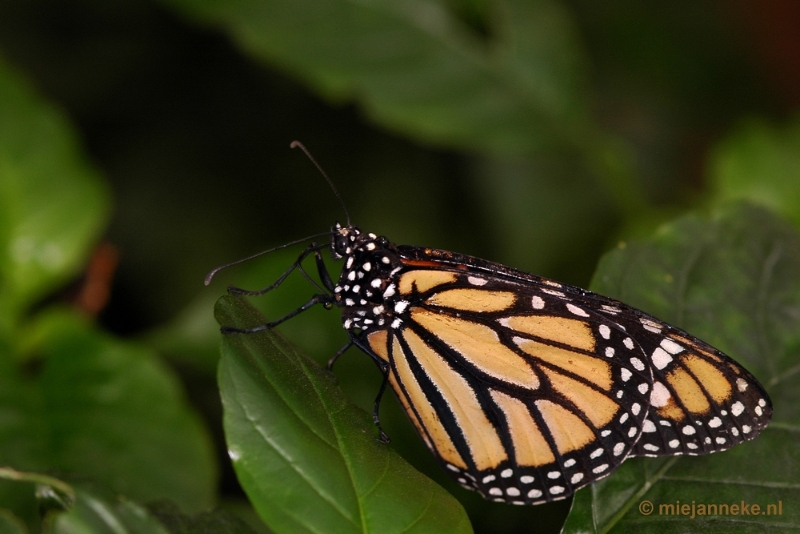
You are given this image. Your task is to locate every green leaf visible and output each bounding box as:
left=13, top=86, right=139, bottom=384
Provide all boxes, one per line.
left=563, top=203, right=799, bottom=532
left=217, top=295, right=472, bottom=534
left=148, top=501, right=260, bottom=534
left=44, top=486, right=170, bottom=534
left=0, top=56, right=110, bottom=333
left=158, top=0, right=591, bottom=156
left=0, top=310, right=217, bottom=512
left=4, top=472, right=257, bottom=534
left=0, top=510, right=27, bottom=534
left=709, top=116, right=800, bottom=230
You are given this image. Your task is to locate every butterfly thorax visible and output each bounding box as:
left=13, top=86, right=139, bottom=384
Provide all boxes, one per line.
left=331, top=223, right=404, bottom=332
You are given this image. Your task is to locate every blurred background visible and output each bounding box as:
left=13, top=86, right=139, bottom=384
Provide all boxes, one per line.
left=1, top=0, right=799, bottom=532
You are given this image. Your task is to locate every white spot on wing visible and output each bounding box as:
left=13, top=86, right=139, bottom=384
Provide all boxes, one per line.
left=531, top=296, right=545, bottom=309
left=650, top=382, right=671, bottom=408
left=468, top=276, right=487, bottom=286
left=660, top=338, right=684, bottom=354
left=567, top=303, right=590, bottom=317
left=599, top=324, right=611, bottom=339
left=651, top=347, right=673, bottom=370
left=640, top=318, right=662, bottom=333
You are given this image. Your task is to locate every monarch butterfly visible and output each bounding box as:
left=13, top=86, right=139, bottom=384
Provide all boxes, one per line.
left=208, top=142, right=771, bottom=506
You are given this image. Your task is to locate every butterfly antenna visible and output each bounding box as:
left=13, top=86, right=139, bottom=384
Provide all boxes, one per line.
left=204, top=231, right=331, bottom=285
left=290, top=140, right=351, bottom=227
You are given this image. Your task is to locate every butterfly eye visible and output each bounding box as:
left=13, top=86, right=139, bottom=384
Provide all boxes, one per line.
left=331, top=232, right=350, bottom=259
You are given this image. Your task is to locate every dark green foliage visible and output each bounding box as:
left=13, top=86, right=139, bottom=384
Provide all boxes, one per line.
left=0, top=1, right=798, bottom=533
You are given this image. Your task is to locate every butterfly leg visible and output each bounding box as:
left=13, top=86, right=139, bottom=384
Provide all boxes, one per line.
left=372, top=361, right=392, bottom=444
left=313, top=245, right=336, bottom=293
left=221, top=293, right=334, bottom=334
left=327, top=340, right=354, bottom=371
left=227, top=242, right=327, bottom=296
left=350, top=335, right=393, bottom=443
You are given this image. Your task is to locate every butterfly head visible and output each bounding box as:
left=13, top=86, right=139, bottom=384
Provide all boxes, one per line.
left=329, top=223, right=404, bottom=332
left=330, top=222, right=362, bottom=259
